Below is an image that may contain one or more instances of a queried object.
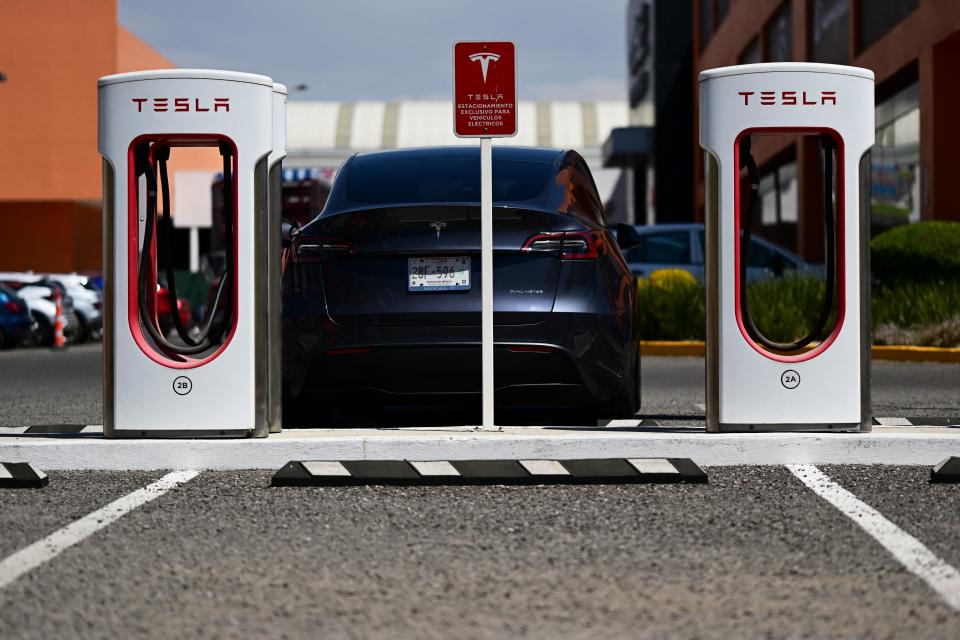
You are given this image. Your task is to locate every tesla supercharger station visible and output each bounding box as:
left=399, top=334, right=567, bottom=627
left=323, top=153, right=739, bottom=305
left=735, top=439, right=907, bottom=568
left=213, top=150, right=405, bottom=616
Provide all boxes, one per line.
left=99, top=69, right=276, bottom=437
left=700, top=63, right=874, bottom=432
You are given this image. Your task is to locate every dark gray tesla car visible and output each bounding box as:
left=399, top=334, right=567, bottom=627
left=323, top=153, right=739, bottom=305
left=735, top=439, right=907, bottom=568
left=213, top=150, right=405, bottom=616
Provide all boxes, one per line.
left=282, top=146, right=641, bottom=424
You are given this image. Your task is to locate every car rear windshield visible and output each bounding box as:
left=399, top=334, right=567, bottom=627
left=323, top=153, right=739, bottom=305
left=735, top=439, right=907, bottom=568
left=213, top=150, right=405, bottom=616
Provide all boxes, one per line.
left=345, top=156, right=554, bottom=205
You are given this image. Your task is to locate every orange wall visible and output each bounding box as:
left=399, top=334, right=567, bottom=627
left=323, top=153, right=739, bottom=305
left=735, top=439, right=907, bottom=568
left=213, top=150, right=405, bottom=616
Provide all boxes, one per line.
left=0, top=2, right=221, bottom=270
left=0, top=201, right=102, bottom=271
left=0, top=0, right=117, bottom=201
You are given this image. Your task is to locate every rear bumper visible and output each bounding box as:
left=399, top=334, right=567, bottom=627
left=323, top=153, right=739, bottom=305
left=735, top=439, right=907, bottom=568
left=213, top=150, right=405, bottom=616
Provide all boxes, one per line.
left=283, top=310, right=634, bottom=405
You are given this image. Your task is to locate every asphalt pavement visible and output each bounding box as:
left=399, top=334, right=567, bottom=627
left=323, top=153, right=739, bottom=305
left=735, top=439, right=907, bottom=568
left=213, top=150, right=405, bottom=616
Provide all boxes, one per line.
left=2, top=345, right=959, bottom=638
left=0, top=344, right=957, bottom=427
left=1, top=466, right=958, bottom=639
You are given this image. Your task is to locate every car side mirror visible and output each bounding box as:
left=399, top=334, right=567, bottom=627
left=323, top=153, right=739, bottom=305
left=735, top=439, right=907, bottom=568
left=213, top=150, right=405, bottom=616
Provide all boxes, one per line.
left=615, top=223, right=642, bottom=250
left=281, top=221, right=299, bottom=248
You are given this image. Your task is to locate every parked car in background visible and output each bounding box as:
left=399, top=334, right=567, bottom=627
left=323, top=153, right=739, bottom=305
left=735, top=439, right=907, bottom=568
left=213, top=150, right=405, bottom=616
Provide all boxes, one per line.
left=0, top=283, right=35, bottom=348
left=47, top=273, right=103, bottom=342
left=284, top=146, right=642, bottom=423
left=0, top=273, right=79, bottom=346
left=156, top=283, right=193, bottom=337
left=624, top=223, right=819, bottom=281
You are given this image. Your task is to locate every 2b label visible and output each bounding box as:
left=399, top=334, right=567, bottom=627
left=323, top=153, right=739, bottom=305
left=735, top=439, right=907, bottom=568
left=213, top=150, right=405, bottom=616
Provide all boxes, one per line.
left=173, top=376, right=193, bottom=396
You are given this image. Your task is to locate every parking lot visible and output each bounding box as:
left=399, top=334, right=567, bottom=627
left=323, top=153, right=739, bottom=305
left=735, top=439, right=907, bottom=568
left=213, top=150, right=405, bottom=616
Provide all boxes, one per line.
left=0, top=345, right=958, bottom=638
left=2, top=343, right=958, bottom=428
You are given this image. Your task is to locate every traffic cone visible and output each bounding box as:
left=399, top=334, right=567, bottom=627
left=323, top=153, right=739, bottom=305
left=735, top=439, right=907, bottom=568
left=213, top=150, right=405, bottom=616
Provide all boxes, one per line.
left=51, top=289, right=67, bottom=350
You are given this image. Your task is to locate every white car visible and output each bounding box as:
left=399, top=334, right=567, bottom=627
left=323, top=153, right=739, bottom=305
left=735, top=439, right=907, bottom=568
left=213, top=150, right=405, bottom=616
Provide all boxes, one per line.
left=46, top=273, right=103, bottom=342
left=0, top=273, right=79, bottom=345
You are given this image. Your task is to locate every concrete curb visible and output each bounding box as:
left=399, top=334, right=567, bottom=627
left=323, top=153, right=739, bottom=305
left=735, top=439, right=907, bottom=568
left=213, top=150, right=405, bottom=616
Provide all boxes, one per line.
left=1, top=427, right=958, bottom=470
left=641, top=341, right=705, bottom=357
left=871, top=345, right=960, bottom=363
left=640, top=340, right=960, bottom=362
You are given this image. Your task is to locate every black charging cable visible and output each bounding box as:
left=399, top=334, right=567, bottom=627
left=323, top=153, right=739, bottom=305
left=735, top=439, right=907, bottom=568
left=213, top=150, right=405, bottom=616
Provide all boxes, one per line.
left=738, top=135, right=836, bottom=353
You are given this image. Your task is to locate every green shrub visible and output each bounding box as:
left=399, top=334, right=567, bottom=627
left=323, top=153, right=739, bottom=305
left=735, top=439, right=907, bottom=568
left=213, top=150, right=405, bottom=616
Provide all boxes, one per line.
left=872, top=221, right=960, bottom=283
left=637, top=267, right=960, bottom=347
left=637, top=269, right=705, bottom=340
left=745, top=275, right=832, bottom=344
left=872, top=278, right=960, bottom=329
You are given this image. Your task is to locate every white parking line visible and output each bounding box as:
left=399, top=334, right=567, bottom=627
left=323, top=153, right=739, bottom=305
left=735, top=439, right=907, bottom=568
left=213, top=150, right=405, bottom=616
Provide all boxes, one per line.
left=0, top=469, right=198, bottom=591
left=788, top=464, right=960, bottom=613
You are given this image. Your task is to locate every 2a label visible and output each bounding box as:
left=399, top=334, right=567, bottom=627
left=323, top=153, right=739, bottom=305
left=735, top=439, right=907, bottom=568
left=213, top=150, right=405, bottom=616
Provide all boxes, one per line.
left=781, top=370, right=800, bottom=389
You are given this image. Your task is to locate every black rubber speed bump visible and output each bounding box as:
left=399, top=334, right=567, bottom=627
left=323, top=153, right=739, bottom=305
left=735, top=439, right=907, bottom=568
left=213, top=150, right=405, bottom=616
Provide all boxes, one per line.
left=931, top=457, right=960, bottom=483
left=0, top=462, right=49, bottom=488
left=271, top=458, right=707, bottom=486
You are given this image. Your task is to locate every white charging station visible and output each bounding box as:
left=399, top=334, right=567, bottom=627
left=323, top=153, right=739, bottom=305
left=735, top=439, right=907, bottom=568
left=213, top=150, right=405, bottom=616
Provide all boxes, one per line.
left=99, top=69, right=276, bottom=437
left=700, top=63, right=874, bottom=432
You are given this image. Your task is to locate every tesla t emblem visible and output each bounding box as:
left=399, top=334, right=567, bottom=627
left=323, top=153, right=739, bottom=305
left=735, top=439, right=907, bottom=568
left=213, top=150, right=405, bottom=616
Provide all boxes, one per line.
left=469, top=53, right=500, bottom=83
left=428, top=221, right=447, bottom=238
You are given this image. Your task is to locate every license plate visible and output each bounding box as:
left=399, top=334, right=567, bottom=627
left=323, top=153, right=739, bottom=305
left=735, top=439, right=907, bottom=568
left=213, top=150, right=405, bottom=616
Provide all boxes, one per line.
left=408, top=257, right=471, bottom=292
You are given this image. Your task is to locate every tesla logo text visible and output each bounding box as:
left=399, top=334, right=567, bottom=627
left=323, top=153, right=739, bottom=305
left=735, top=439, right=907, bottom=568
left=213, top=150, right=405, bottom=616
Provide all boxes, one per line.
left=468, top=52, right=500, bottom=83
left=132, top=97, right=231, bottom=113
left=738, top=91, right=837, bottom=106
left=428, top=221, right=447, bottom=238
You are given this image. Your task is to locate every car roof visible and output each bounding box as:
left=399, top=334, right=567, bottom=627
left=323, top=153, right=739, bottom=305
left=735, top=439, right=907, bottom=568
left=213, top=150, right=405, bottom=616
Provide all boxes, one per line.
left=314, top=145, right=577, bottom=221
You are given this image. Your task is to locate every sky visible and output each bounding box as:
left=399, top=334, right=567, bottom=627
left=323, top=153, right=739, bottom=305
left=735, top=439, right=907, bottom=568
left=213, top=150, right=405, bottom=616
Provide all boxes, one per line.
left=118, top=0, right=629, bottom=102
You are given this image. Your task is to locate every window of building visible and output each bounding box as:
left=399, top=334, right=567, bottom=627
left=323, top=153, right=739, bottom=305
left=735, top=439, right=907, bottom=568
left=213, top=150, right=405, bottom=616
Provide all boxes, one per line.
left=872, top=82, right=921, bottom=232
left=858, top=0, right=918, bottom=52
left=765, top=2, right=793, bottom=62
left=757, top=161, right=799, bottom=251
left=699, top=0, right=713, bottom=51
left=810, top=0, right=849, bottom=64
left=716, top=0, right=730, bottom=25
left=740, top=37, right=762, bottom=65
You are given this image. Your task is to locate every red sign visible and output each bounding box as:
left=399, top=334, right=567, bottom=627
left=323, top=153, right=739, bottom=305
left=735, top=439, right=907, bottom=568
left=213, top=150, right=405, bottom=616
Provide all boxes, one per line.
left=453, top=41, right=516, bottom=137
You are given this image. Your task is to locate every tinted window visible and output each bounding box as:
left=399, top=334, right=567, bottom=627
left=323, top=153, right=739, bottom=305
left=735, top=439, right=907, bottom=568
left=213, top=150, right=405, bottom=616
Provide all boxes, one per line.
left=810, top=0, right=849, bottom=64
left=859, top=0, right=916, bottom=51
left=627, top=231, right=692, bottom=264
left=569, top=161, right=606, bottom=227
left=345, top=156, right=553, bottom=205
left=765, top=2, right=793, bottom=62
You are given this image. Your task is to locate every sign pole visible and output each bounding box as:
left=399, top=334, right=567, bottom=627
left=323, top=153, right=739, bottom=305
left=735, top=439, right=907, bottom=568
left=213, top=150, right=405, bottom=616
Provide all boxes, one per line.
left=453, top=40, right=515, bottom=431
left=480, top=136, right=494, bottom=430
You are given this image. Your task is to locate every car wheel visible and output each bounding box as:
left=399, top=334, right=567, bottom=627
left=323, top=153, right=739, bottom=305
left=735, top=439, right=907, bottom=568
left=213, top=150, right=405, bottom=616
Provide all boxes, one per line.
left=0, top=326, right=6, bottom=349
left=594, top=351, right=639, bottom=420
left=74, top=313, right=89, bottom=343
left=31, top=313, right=53, bottom=347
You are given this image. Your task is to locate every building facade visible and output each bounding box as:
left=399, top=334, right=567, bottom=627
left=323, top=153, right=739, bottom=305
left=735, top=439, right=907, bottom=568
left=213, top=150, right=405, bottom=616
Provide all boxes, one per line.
left=693, top=0, right=960, bottom=259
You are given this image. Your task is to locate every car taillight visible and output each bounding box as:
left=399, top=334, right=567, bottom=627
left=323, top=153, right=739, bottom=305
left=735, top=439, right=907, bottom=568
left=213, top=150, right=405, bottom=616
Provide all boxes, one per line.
left=522, top=231, right=605, bottom=260
left=3, top=301, right=23, bottom=314
left=292, top=235, right=357, bottom=263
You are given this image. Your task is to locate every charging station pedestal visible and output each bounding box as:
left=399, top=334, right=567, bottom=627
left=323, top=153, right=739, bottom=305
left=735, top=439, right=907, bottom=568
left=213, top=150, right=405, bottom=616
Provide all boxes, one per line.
left=700, top=63, right=874, bottom=432
left=99, top=70, right=276, bottom=437
left=266, top=83, right=287, bottom=433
